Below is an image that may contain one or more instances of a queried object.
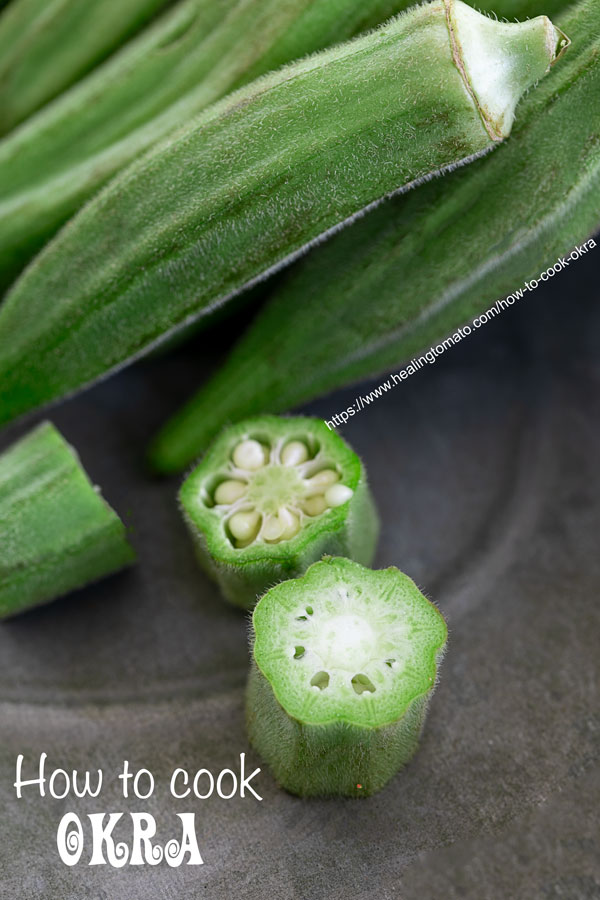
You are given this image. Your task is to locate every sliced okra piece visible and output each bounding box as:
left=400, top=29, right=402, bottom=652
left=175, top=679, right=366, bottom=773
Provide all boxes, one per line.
left=0, top=422, right=135, bottom=618
left=246, top=556, right=447, bottom=797
left=179, top=416, right=378, bottom=609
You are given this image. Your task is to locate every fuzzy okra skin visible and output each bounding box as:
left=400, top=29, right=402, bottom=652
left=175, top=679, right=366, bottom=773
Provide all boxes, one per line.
left=247, top=557, right=447, bottom=797
left=0, top=422, right=135, bottom=617
left=150, top=0, right=600, bottom=474
left=0, top=0, right=407, bottom=287
left=0, top=1, right=565, bottom=427
left=0, top=0, right=171, bottom=135
left=179, top=416, right=378, bottom=608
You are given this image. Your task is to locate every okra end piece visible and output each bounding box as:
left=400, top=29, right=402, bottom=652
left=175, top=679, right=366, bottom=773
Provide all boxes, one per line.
left=246, top=557, right=447, bottom=797
left=0, top=422, right=135, bottom=619
left=179, top=416, right=379, bottom=609
left=447, top=0, right=569, bottom=141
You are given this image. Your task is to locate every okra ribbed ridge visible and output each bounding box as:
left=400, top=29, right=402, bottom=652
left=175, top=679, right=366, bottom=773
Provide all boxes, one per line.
left=0, top=1, right=565, bottom=428
left=0, top=422, right=135, bottom=617
left=179, top=417, right=378, bottom=608
left=246, top=557, right=448, bottom=797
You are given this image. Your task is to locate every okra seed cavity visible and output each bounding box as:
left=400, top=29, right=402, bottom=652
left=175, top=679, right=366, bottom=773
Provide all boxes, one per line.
left=209, top=439, right=352, bottom=548
left=232, top=439, right=268, bottom=470
left=228, top=510, right=261, bottom=543
left=281, top=441, right=309, bottom=466
left=324, top=484, right=354, bottom=508
left=214, top=479, right=247, bottom=505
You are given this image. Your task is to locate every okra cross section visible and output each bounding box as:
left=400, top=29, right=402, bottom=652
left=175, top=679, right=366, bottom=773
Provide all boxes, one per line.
left=247, top=557, right=448, bottom=797
left=179, top=416, right=378, bottom=608
left=0, top=422, right=135, bottom=618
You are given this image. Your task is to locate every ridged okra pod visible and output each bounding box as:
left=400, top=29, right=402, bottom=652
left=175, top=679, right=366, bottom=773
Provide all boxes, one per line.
left=247, top=557, right=448, bottom=797
left=0, top=0, right=566, bottom=427
left=0, top=0, right=409, bottom=286
left=179, top=417, right=378, bottom=608
left=0, top=422, right=135, bottom=617
left=150, top=0, right=600, bottom=474
left=0, top=0, right=171, bottom=135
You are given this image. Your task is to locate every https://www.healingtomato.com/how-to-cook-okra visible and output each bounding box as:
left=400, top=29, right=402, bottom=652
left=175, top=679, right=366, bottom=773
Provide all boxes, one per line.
left=246, top=556, right=448, bottom=797
left=0, top=0, right=568, bottom=428
left=179, top=416, right=379, bottom=608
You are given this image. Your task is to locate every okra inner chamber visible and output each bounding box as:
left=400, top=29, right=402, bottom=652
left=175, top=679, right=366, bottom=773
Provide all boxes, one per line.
left=206, top=435, right=353, bottom=549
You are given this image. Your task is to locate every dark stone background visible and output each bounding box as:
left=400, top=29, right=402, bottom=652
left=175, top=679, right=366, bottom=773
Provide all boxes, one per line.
left=0, top=241, right=598, bottom=898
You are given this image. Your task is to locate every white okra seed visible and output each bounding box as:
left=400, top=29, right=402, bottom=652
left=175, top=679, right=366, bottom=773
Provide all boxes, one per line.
left=325, top=484, right=354, bottom=507
left=229, top=509, right=261, bottom=542
left=233, top=439, right=267, bottom=470
left=262, top=514, right=286, bottom=542
left=214, top=479, right=247, bottom=505
left=304, top=469, right=339, bottom=495
left=281, top=441, right=309, bottom=466
left=279, top=508, right=300, bottom=540
left=303, top=495, right=328, bottom=517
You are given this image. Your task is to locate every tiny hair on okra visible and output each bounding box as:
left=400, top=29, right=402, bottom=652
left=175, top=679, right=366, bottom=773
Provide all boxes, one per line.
left=246, top=556, right=448, bottom=797
left=178, top=416, right=379, bottom=609
left=0, top=422, right=135, bottom=618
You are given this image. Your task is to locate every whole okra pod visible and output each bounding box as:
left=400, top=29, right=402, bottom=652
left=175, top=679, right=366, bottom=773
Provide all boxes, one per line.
left=150, top=0, right=600, bottom=474
left=247, top=557, right=448, bottom=797
left=0, top=0, right=406, bottom=287
left=0, top=422, right=135, bottom=617
left=0, top=0, right=171, bottom=135
left=0, top=0, right=566, bottom=427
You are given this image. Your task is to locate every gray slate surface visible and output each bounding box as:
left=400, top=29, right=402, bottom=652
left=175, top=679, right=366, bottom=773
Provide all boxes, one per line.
left=1, top=247, right=599, bottom=898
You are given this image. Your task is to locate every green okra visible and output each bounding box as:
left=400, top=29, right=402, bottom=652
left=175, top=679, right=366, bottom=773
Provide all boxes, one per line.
left=150, top=0, right=600, bottom=474
left=247, top=556, right=447, bottom=797
left=0, top=0, right=171, bottom=135
left=0, top=1, right=566, bottom=427
left=0, top=0, right=565, bottom=287
left=179, top=416, right=378, bottom=608
left=0, top=422, right=135, bottom=618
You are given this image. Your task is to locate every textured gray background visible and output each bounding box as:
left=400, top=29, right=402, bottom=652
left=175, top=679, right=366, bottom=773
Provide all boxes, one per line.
left=0, top=245, right=598, bottom=898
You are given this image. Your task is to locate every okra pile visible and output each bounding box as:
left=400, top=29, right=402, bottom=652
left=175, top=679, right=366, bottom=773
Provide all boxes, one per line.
left=0, top=0, right=597, bottom=797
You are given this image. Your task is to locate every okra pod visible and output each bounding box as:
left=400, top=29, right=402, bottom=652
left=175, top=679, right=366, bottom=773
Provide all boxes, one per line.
left=247, top=556, right=448, bottom=797
left=0, top=0, right=564, bottom=286
left=0, top=422, right=135, bottom=617
left=150, top=0, right=600, bottom=473
left=0, top=1, right=566, bottom=427
left=179, top=416, right=378, bottom=608
left=0, top=0, right=171, bottom=134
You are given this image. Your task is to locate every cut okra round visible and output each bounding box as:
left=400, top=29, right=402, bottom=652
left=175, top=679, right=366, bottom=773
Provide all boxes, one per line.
left=246, top=557, right=447, bottom=797
left=179, top=416, right=379, bottom=608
